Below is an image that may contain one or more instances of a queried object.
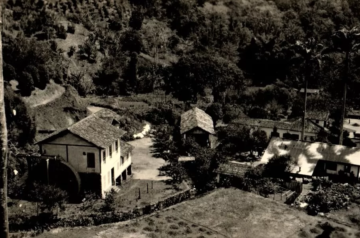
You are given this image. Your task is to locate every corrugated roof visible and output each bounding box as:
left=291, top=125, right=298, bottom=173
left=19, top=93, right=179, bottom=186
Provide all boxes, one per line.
left=232, top=118, right=321, bottom=134
left=120, top=140, right=134, bottom=157
left=180, top=107, right=215, bottom=134
left=258, top=138, right=360, bottom=177
left=36, top=114, right=126, bottom=148
left=216, top=161, right=250, bottom=177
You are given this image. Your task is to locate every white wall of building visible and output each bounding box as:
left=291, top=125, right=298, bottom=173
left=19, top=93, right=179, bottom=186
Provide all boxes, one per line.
left=100, top=139, right=132, bottom=198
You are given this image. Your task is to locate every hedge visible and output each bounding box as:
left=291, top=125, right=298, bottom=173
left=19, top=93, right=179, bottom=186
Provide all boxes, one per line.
left=9, top=189, right=193, bottom=234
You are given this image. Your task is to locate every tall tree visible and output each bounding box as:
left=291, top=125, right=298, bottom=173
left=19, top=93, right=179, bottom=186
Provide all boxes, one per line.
left=324, top=27, right=360, bottom=145
left=293, top=38, right=324, bottom=141
left=0, top=5, right=9, bottom=238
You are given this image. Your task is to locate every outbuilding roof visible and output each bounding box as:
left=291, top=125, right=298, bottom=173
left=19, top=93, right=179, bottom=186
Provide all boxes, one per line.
left=258, top=138, right=360, bottom=177
left=180, top=107, right=215, bottom=135
left=232, top=118, right=321, bottom=134
left=299, top=88, right=320, bottom=94
left=306, top=111, right=330, bottom=121
left=216, top=161, right=251, bottom=178
left=36, top=115, right=126, bottom=148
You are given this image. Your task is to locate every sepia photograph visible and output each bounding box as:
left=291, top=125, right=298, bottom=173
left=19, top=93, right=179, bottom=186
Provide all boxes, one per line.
left=2, top=0, right=360, bottom=237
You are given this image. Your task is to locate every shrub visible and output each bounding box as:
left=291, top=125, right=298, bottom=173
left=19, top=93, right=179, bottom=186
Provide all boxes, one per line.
left=28, top=183, right=68, bottom=216
left=143, top=226, right=154, bottom=232
left=169, top=224, right=179, bottom=230
left=67, top=23, right=76, bottom=34
left=68, top=46, right=76, bottom=57
left=102, top=188, right=117, bottom=212
left=56, top=25, right=67, bottom=39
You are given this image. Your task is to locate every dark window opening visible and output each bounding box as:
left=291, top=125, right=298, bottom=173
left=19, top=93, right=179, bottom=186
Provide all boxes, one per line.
left=344, top=165, right=351, bottom=173
left=83, top=152, right=86, bottom=155
left=327, top=162, right=337, bottom=171
left=87, top=153, right=95, bottom=168
left=115, top=140, right=118, bottom=151
left=109, top=145, right=112, bottom=157
left=103, top=151, right=106, bottom=162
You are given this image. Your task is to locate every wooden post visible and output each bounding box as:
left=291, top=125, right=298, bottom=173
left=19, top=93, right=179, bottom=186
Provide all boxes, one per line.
left=138, top=188, right=141, bottom=200
left=46, top=159, right=50, bottom=185
left=147, top=183, right=149, bottom=194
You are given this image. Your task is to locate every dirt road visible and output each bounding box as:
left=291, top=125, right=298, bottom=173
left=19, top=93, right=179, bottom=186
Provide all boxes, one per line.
left=128, top=137, right=170, bottom=181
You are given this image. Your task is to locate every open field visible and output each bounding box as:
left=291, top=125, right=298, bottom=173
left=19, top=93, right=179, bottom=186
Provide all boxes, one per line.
left=33, top=188, right=360, bottom=238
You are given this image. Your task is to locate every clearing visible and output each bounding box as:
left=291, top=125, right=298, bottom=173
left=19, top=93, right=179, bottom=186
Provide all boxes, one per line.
left=34, top=188, right=360, bottom=238
left=128, top=138, right=170, bottom=181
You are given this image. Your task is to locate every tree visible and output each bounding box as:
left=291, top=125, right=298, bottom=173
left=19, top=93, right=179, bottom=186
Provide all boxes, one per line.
left=0, top=6, right=9, bottom=236
left=293, top=38, right=324, bottom=141
left=120, top=30, right=143, bottom=53
left=129, top=9, right=144, bottom=30
left=251, top=129, right=268, bottom=155
left=28, top=183, right=68, bottom=216
left=205, top=103, right=223, bottom=126
left=323, top=27, right=360, bottom=145
left=264, top=155, right=295, bottom=178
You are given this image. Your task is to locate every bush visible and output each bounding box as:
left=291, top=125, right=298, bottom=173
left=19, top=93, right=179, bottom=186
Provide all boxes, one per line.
left=67, top=23, right=76, bottom=34
left=102, top=189, right=117, bottom=212
left=68, top=46, right=76, bottom=57
left=56, top=25, right=67, bottom=39
left=28, top=183, right=68, bottom=216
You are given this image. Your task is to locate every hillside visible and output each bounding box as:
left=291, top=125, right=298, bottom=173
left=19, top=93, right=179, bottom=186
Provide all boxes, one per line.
left=33, top=85, right=87, bottom=141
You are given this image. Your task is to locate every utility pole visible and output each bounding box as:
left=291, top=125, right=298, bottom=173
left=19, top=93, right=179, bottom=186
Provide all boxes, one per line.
left=0, top=3, right=10, bottom=237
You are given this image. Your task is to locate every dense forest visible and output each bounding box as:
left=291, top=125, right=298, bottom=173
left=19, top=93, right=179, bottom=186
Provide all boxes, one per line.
left=3, top=0, right=360, bottom=146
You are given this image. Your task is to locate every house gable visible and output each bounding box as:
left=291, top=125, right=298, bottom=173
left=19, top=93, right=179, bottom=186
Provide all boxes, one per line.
left=41, top=130, right=95, bottom=147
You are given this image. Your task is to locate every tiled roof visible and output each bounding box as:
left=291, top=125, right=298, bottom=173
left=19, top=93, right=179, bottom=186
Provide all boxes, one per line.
left=215, top=161, right=250, bottom=177
left=258, top=137, right=360, bottom=177
left=120, top=140, right=134, bottom=157
left=306, top=111, right=329, bottom=121
left=36, top=115, right=126, bottom=148
left=180, top=107, right=215, bottom=134
left=232, top=118, right=321, bottom=134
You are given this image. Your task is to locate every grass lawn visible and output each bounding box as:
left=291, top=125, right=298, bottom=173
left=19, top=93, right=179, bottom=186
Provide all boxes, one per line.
left=34, top=188, right=360, bottom=238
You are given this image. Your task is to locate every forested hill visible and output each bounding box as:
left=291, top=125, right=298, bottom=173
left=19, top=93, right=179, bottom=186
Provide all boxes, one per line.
left=4, top=0, right=360, bottom=146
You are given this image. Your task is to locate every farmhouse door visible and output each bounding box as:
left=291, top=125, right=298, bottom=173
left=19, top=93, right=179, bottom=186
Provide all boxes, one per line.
left=111, top=168, right=115, bottom=186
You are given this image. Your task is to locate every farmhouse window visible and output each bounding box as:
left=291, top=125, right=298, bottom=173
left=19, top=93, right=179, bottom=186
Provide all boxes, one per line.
left=121, top=156, right=124, bottom=165
left=103, top=151, right=106, bottom=163
left=115, top=140, right=118, bottom=151
left=87, top=153, right=95, bottom=168
left=109, top=145, right=112, bottom=158
left=327, top=162, right=337, bottom=171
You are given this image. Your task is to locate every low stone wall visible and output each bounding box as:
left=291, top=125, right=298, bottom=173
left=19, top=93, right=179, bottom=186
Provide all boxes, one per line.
left=9, top=188, right=195, bottom=236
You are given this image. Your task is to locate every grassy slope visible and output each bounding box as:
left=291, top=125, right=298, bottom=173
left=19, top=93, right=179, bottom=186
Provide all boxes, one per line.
left=35, top=188, right=360, bottom=238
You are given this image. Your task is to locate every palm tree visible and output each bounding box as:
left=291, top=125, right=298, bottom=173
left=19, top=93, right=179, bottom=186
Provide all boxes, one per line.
left=0, top=5, right=9, bottom=238
left=293, top=38, right=324, bottom=141
left=323, top=27, right=360, bottom=145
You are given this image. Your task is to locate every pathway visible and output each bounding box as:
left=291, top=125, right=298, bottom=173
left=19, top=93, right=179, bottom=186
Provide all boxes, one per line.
left=128, top=137, right=170, bottom=181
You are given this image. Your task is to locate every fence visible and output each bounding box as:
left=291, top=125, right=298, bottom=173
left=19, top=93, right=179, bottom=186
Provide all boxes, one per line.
left=284, top=181, right=303, bottom=194
left=9, top=187, right=195, bottom=236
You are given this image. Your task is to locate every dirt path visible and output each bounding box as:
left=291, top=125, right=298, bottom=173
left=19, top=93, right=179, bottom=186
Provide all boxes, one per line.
left=128, top=137, right=170, bottom=181
left=22, top=81, right=66, bottom=108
